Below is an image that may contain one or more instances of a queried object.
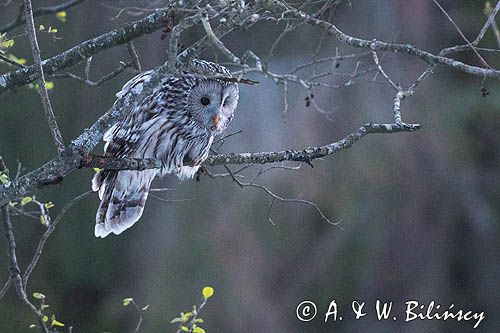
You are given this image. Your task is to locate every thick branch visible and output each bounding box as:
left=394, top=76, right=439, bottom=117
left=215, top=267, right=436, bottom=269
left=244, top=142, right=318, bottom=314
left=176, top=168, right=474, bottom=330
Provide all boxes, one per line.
left=0, top=122, right=420, bottom=206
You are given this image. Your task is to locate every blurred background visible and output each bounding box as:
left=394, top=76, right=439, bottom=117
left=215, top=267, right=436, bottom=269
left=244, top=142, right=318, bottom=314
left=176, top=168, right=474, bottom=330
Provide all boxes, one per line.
left=0, top=0, right=499, bottom=332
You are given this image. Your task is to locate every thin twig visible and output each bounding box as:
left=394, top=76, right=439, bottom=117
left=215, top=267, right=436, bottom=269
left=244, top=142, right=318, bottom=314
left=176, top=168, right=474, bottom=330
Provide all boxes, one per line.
left=1, top=206, right=49, bottom=332
left=52, top=61, right=133, bottom=87
left=201, top=14, right=241, bottom=63
left=432, top=0, right=491, bottom=69
left=22, top=191, right=91, bottom=290
left=23, top=0, right=65, bottom=154
left=127, top=41, right=142, bottom=72
left=0, top=0, right=85, bottom=33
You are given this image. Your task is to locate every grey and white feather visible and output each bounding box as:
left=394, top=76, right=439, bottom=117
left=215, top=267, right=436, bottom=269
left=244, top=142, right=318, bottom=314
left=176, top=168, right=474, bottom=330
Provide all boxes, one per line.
left=92, top=60, right=239, bottom=237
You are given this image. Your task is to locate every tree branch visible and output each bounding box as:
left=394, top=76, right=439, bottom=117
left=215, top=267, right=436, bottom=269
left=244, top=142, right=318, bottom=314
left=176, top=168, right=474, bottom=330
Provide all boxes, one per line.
left=0, top=122, right=419, bottom=206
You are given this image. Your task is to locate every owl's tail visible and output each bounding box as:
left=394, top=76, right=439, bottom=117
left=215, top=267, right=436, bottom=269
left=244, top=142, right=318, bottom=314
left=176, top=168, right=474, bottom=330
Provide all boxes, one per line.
left=92, top=169, right=157, bottom=238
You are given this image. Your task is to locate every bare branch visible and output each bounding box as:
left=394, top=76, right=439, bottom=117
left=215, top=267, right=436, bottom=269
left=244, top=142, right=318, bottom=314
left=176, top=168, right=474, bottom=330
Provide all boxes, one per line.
left=205, top=122, right=420, bottom=166
left=52, top=61, right=133, bottom=87
left=432, top=0, right=491, bottom=69
left=263, top=0, right=500, bottom=79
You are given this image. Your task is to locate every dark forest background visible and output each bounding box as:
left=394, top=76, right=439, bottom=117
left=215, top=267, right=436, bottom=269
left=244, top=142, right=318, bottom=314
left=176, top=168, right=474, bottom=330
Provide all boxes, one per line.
left=0, top=1, right=499, bottom=332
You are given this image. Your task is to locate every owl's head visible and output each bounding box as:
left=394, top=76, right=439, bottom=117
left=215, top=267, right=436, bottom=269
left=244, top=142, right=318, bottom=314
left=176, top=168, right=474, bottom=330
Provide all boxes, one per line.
left=185, top=60, right=239, bottom=133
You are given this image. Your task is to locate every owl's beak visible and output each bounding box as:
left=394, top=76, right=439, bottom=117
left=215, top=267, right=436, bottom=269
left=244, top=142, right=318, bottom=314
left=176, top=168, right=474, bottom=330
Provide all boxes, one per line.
left=211, top=114, right=221, bottom=126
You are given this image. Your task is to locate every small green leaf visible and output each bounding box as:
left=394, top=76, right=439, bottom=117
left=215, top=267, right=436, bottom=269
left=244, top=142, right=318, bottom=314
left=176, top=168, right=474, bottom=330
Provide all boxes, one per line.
left=39, top=25, right=45, bottom=31
left=42, top=316, right=49, bottom=323
left=93, top=167, right=101, bottom=173
left=180, top=326, right=189, bottom=332
left=21, top=196, right=33, bottom=205
left=0, top=38, right=14, bottom=49
left=51, top=314, right=65, bottom=327
left=170, top=317, right=182, bottom=324
left=56, top=11, right=67, bottom=23
left=195, top=318, right=204, bottom=323
left=202, top=286, right=214, bottom=299
left=0, top=172, right=9, bottom=184
left=193, top=327, right=206, bottom=333
left=7, top=54, right=26, bottom=65
left=122, top=298, right=133, bottom=306
left=33, top=292, right=46, bottom=300
left=39, top=215, right=49, bottom=226
left=44, top=201, right=55, bottom=209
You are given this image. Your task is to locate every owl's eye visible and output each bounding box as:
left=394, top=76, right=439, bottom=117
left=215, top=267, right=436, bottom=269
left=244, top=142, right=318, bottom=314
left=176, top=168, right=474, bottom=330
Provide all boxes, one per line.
left=200, top=97, right=210, bottom=106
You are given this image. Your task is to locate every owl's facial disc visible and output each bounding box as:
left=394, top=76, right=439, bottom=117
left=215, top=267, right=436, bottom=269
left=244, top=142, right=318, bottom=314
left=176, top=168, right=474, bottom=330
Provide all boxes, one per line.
left=188, top=79, right=238, bottom=132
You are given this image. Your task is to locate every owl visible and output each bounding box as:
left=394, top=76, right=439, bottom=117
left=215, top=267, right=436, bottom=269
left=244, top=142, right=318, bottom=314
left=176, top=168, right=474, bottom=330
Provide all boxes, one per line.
left=91, top=60, right=239, bottom=237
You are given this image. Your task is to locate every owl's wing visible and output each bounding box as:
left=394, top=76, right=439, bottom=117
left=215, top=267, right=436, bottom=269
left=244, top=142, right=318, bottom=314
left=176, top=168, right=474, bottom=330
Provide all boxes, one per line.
left=92, top=76, right=175, bottom=237
left=92, top=73, right=211, bottom=237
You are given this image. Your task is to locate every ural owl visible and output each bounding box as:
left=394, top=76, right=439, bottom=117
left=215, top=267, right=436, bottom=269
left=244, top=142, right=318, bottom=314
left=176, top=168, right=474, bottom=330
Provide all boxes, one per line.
left=92, top=60, right=239, bottom=237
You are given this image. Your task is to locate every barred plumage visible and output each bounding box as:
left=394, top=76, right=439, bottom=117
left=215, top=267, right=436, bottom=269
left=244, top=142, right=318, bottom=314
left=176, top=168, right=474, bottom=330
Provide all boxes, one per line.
left=92, top=60, right=239, bottom=237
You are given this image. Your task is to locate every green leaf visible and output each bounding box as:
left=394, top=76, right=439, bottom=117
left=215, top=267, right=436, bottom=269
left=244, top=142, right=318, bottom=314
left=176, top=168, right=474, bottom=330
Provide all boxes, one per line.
left=195, top=318, right=204, bottom=323
left=202, top=286, right=214, bottom=299
left=0, top=173, right=9, bottom=184
left=56, top=11, right=67, bottom=23
left=39, top=215, right=49, bottom=226
left=6, top=54, right=27, bottom=65
left=33, top=292, right=46, bottom=300
left=122, top=298, right=133, bottom=306
left=170, top=317, right=183, bottom=324
left=180, top=326, right=189, bottom=332
left=193, top=327, right=206, bottom=333
left=42, top=316, right=49, bottom=323
left=0, top=38, right=14, bottom=49
left=21, top=196, right=33, bottom=205
left=93, top=167, right=101, bottom=173
left=51, top=314, right=65, bottom=327
left=44, top=201, right=55, bottom=209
